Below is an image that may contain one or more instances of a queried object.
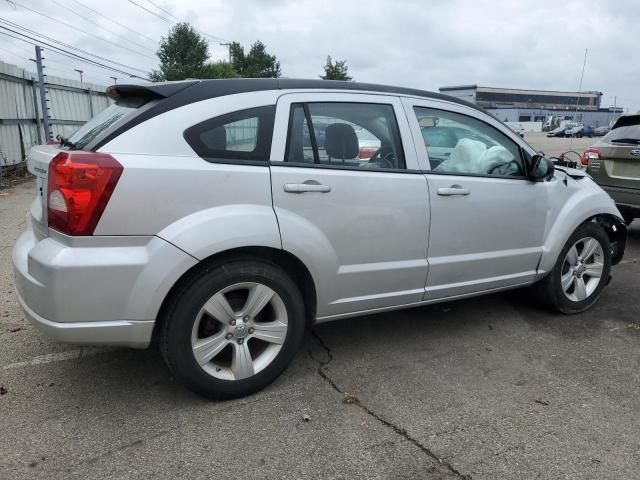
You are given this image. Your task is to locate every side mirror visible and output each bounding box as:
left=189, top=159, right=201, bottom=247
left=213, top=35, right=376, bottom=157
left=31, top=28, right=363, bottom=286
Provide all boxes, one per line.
left=529, top=154, right=555, bottom=181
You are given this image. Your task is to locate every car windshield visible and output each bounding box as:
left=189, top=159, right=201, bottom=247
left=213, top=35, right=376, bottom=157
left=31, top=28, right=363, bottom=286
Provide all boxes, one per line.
left=604, top=123, right=640, bottom=144
left=67, top=97, right=149, bottom=150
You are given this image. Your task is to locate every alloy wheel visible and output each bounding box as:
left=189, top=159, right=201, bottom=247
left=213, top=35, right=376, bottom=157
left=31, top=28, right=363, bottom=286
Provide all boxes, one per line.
left=560, top=236, right=604, bottom=302
left=191, top=282, right=288, bottom=380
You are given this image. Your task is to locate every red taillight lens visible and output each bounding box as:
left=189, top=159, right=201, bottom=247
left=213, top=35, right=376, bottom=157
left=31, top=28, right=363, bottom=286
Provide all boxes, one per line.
left=47, top=151, right=123, bottom=235
left=581, top=146, right=600, bottom=166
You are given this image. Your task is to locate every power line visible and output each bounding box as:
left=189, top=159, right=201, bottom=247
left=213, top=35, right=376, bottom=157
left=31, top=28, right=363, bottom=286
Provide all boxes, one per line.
left=0, top=29, right=145, bottom=80
left=0, top=38, right=109, bottom=79
left=50, top=0, right=156, bottom=54
left=7, top=0, right=158, bottom=61
left=0, top=18, right=151, bottom=74
left=130, top=0, right=230, bottom=43
left=66, top=0, right=159, bottom=46
left=0, top=28, right=150, bottom=80
left=127, top=0, right=173, bottom=24
left=143, top=0, right=181, bottom=22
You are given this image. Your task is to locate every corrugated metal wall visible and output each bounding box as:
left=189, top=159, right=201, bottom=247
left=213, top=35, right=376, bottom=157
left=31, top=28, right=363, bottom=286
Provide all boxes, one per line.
left=0, top=60, right=110, bottom=167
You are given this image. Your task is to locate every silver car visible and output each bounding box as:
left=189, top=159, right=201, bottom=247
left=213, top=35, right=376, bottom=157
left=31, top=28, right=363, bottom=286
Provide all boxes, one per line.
left=13, top=79, right=627, bottom=399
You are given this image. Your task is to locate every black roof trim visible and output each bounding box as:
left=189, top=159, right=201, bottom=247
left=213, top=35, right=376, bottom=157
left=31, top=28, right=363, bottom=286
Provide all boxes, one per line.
left=94, top=78, right=485, bottom=150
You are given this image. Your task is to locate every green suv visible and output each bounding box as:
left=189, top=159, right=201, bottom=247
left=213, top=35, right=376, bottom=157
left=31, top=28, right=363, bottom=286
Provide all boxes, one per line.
left=583, top=115, right=640, bottom=225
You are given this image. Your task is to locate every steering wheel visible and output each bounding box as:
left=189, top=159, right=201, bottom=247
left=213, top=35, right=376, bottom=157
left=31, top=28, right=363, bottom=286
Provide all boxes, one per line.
left=367, top=147, right=396, bottom=169
left=487, top=160, right=520, bottom=176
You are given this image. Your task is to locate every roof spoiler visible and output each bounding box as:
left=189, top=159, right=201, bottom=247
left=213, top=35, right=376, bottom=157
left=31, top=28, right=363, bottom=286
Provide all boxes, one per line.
left=105, top=81, right=199, bottom=100
left=612, top=114, right=640, bottom=129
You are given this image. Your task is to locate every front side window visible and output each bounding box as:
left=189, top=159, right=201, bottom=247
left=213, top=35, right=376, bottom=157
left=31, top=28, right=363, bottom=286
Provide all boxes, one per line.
left=184, top=105, right=275, bottom=162
left=286, top=102, right=405, bottom=170
left=414, top=107, right=524, bottom=177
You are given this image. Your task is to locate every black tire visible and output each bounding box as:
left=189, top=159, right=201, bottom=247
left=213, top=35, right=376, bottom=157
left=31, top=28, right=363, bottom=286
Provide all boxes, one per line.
left=533, top=222, right=611, bottom=314
left=160, top=259, right=306, bottom=400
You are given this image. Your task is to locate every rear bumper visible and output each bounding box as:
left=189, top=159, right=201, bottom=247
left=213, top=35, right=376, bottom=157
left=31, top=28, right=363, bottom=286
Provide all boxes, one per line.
left=12, top=219, right=197, bottom=348
left=600, top=185, right=640, bottom=216
left=15, top=288, right=154, bottom=348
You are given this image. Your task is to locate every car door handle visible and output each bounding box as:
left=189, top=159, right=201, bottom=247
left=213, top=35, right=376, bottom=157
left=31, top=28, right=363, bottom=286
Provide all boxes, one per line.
left=283, top=181, right=331, bottom=193
left=436, top=185, right=470, bottom=196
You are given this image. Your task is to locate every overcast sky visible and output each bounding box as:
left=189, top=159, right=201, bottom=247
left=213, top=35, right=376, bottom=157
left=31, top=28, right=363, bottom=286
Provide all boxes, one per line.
left=1, top=0, right=638, bottom=112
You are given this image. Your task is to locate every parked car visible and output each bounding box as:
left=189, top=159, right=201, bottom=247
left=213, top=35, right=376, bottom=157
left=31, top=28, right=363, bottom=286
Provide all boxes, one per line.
left=13, top=79, right=627, bottom=399
left=355, top=127, right=381, bottom=159
left=508, top=124, right=526, bottom=138
left=583, top=114, right=640, bottom=224
left=547, top=124, right=576, bottom=137
left=594, top=125, right=610, bottom=136
left=567, top=124, right=594, bottom=138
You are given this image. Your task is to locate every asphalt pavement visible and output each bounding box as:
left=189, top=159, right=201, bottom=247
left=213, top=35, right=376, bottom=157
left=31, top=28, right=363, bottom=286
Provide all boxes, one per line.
left=1, top=180, right=639, bottom=480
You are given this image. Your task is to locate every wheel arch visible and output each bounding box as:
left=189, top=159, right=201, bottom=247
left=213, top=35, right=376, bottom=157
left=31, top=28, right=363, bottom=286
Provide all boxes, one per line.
left=539, top=212, right=627, bottom=274
left=155, top=246, right=318, bottom=338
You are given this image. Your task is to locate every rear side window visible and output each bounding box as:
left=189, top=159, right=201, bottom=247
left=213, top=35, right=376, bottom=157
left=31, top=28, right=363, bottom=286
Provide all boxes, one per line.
left=184, top=105, right=275, bottom=162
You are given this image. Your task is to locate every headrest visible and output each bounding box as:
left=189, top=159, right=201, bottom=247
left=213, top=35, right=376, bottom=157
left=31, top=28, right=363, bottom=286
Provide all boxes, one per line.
left=324, top=123, right=359, bottom=160
left=200, top=126, right=227, bottom=150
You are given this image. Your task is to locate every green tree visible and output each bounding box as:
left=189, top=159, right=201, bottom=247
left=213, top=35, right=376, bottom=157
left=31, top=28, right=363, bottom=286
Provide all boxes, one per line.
left=320, top=55, right=352, bottom=81
left=150, top=23, right=209, bottom=81
left=199, top=61, right=239, bottom=79
left=229, top=41, right=281, bottom=78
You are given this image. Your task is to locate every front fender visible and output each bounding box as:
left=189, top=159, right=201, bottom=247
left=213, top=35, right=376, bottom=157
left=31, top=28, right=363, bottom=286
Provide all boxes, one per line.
left=157, top=204, right=282, bottom=260
left=538, top=177, right=624, bottom=273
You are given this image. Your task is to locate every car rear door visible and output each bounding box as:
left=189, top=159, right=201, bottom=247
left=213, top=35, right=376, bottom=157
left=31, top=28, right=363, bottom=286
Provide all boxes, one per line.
left=269, top=92, right=430, bottom=319
left=402, top=97, right=550, bottom=300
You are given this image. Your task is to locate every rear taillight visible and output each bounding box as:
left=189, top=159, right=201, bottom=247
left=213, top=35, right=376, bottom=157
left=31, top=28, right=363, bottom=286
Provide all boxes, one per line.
left=47, top=151, right=123, bottom=235
left=581, top=146, right=601, bottom=166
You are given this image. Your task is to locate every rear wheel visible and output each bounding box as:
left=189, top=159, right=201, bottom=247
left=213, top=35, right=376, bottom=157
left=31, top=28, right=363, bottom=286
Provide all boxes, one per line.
left=160, top=259, right=306, bottom=400
left=533, top=223, right=611, bottom=314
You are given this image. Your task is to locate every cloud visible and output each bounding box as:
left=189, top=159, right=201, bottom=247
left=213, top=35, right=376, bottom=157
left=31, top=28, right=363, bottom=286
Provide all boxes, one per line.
left=0, top=0, right=638, bottom=112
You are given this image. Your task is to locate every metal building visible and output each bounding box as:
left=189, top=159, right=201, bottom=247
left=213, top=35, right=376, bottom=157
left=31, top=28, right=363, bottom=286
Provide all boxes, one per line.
left=439, top=85, right=623, bottom=128
left=0, top=60, right=110, bottom=168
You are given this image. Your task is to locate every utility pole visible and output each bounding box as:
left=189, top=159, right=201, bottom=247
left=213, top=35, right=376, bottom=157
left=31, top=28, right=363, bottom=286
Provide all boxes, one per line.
left=30, top=77, right=42, bottom=144
left=74, top=69, right=84, bottom=89
left=220, top=42, right=231, bottom=63
left=570, top=48, right=588, bottom=147
left=34, top=46, right=51, bottom=142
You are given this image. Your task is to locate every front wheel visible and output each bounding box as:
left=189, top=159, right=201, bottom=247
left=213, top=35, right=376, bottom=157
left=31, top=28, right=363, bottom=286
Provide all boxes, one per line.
left=533, top=223, right=611, bottom=314
left=160, top=259, right=306, bottom=400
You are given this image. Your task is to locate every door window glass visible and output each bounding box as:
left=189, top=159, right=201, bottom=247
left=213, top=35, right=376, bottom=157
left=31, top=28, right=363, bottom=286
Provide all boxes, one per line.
left=414, top=107, right=524, bottom=176
left=286, top=102, right=405, bottom=170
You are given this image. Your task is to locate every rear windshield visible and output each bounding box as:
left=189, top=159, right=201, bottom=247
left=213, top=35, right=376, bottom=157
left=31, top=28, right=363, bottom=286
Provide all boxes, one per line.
left=67, top=97, right=149, bottom=150
left=603, top=123, right=640, bottom=143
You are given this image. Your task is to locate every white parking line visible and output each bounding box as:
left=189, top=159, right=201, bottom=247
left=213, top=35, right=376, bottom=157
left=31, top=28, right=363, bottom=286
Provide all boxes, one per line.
left=3, top=347, right=112, bottom=370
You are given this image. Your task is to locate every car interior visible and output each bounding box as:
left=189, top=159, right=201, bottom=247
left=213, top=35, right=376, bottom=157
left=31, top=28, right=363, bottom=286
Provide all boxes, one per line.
left=287, top=102, right=406, bottom=170
left=417, top=113, right=523, bottom=176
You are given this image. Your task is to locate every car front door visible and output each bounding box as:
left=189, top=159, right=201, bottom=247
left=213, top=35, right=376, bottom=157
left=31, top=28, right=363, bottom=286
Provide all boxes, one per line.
left=402, top=97, right=550, bottom=300
left=270, top=93, right=430, bottom=319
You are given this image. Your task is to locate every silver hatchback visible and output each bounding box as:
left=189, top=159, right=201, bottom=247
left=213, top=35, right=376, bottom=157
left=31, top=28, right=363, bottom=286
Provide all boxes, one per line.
left=13, top=79, right=627, bottom=399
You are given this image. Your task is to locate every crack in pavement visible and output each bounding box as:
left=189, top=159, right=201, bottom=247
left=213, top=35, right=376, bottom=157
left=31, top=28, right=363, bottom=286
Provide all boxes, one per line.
left=308, top=329, right=472, bottom=480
